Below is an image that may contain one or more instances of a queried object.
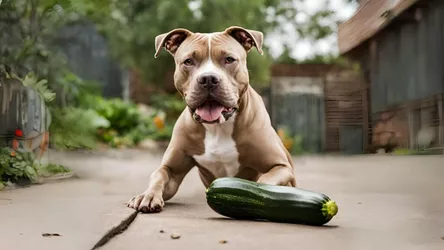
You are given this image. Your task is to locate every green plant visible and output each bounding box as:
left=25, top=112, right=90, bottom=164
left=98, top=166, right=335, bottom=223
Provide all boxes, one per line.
left=80, top=94, right=176, bottom=148
left=0, top=147, right=38, bottom=184
left=150, top=93, right=186, bottom=122
left=81, top=95, right=141, bottom=134
left=38, top=163, right=71, bottom=176
left=49, top=107, right=110, bottom=149
left=291, top=134, right=305, bottom=155
left=277, top=127, right=306, bottom=155
left=20, top=72, right=56, bottom=102
left=52, top=69, right=102, bottom=107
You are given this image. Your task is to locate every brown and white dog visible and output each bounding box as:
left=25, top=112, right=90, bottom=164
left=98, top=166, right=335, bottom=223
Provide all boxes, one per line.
left=127, top=26, right=296, bottom=213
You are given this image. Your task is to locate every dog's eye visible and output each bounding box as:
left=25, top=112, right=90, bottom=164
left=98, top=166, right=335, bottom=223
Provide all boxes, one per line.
left=225, top=57, right=236, bottom=64
left=183, top=59, right=194, bottom=66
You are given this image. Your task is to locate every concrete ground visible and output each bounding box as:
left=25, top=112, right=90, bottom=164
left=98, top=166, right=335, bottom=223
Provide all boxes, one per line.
left=1, top=150, right=443, bottom=250
left=0, top=149, right=163, bottom=250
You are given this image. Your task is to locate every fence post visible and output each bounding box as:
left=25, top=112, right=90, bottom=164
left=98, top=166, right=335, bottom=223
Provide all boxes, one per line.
left=407, top=104, right=415, bottom=149
left=438, top=97, right=443, bottom=145
left=362, top=83, right=369, bottom=152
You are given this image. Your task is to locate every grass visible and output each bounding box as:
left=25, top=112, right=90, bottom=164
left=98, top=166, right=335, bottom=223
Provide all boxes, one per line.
left=37, top=163, right=72, bottom=177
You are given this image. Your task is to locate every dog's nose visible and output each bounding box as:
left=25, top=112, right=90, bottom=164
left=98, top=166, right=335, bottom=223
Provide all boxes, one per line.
left=197, top=73, right=221, bottom=89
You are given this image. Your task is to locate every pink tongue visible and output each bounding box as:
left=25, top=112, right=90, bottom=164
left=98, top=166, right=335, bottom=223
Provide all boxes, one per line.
left=196, top=101, right=225, bottom=122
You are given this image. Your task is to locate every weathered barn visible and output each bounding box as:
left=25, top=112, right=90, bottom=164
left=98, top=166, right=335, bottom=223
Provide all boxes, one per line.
left=338, top=0, right=444, bottom=151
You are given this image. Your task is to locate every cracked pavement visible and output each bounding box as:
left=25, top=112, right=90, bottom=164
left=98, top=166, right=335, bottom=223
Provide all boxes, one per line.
left=1, top=149, right=443, bottom=250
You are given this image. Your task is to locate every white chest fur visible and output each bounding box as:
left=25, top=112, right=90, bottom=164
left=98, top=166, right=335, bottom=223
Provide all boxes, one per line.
left=192, top=114, right=240, bottom=177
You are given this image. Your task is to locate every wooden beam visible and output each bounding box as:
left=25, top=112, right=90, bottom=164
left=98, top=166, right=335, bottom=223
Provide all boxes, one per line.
left=438, top=98, right=443, bottom=145
left=362, top=85, right=369, bottom=151
left=407, top=104, right=415, bottom=149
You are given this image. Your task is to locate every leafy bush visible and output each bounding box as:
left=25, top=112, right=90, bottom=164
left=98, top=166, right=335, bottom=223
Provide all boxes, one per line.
left=0, top=147, right=72, bottom=188
left=277, top=127, right=306, bottom=155
left=95, top=108, right=174, bottom=148
left=81, top=95, right=141, bottom=134
left=49, top=107, right=110, bottom=149
left=150, top=93, right=186, bottom=122
left=38, top=163, right=71, bottom=177
left=49, top=90, right=178, bottom=150
left=0, top=148, right=38, bottom=185
left=54, top=93, right=175, bottom=149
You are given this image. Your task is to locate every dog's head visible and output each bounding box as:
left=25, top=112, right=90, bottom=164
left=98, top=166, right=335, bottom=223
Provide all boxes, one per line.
left=154, top=26, right=263, bottom=124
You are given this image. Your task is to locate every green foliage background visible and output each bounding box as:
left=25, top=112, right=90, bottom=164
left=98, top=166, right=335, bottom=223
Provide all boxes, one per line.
left=46, top=0, right=353, bottom=87
left=1, top=0, right=358, bottom=90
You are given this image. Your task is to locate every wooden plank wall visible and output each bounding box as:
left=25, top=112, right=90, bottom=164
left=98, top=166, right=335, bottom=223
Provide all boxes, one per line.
left=270, top=76, right=326, bottom=153
left=324, top=69, right=369, bottom=152
left=363, top=0, right=444, bottom=149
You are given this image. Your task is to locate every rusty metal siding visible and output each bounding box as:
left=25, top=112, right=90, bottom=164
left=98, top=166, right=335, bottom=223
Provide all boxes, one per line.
left=371, top=0, right=444, bottom=113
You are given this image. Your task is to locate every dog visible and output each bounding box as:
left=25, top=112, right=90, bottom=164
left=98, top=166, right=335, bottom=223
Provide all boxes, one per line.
left=127, top=26, right=296, bottom=213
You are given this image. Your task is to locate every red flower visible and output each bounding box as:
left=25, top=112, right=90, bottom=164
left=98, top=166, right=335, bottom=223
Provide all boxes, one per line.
left=15, top=129, right=23, bottom=137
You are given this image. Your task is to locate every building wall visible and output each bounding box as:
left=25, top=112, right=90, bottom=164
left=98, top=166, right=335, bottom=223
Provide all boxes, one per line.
left=269, top=64, right=368, bottom=154
left=270, top=75, right=326, bottom=153
left=54, top=21, right=128, bottom=99
left=356, top=0, right=444, bottom=149
left=369, top=0, right=444, bottom=113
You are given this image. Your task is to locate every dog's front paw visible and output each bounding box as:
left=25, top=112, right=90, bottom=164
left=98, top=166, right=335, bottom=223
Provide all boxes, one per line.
left=126, top=190, right=165, bottom=213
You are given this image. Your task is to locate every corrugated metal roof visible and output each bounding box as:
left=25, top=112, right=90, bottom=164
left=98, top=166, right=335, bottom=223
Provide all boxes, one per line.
left=338, top=0, right=420, bottom=55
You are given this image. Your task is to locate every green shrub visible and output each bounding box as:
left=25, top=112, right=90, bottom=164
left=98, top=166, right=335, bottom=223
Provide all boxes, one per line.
left=81, top=95, right=141, bottom=134
left=150, top=93, right=186, bottom=122
left=0, top=147, right=38, bottom=184
left=38, top=163, right=71, bottom=176
left=49, top=92, right=177, bottom=149
left=83, top=95, right=176, bottom=148
left=49, top=107, right=110, bottom=149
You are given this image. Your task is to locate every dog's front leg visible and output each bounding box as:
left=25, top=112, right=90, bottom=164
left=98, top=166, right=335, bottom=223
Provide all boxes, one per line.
left=257, top=165, right=296, bottom=187
left=127, top=148, right=195, bottom=213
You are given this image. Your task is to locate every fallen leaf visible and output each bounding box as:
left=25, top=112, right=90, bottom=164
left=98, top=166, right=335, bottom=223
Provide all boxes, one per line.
left=170, top=233, right=181, bottom=239
left=219, top=240, right=228, bottom=244
left=42, top=233, right=61, bottom=237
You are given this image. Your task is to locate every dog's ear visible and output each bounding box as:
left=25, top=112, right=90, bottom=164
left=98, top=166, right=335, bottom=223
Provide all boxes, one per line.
left=224, top=26, right=264, bottom=55
left=154, top=28, right=193, bottom=58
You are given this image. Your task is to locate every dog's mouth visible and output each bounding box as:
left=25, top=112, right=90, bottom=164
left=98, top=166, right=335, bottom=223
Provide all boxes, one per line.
left=191, top=100, right=237, bottom=124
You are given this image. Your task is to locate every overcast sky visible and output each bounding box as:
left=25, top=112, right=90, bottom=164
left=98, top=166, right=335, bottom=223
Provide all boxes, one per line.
left=266, top=0, right=358, bottom=60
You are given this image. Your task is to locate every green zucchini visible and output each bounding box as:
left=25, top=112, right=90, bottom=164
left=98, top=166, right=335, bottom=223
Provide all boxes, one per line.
left=205, top=177, right=338, bottom=226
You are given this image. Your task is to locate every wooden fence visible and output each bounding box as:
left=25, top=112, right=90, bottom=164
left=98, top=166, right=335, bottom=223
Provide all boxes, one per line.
left=324, top=69, right=369, bottom=153
left=269, top=64, right=369, bottom=154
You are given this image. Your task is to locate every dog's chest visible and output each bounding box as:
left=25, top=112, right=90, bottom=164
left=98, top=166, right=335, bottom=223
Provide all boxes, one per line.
left=192, top=117, right=240, bottom=177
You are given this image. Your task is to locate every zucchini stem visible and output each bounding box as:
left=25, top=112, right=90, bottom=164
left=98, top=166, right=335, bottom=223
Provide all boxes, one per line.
left=322, top=200, right=338, bottom=219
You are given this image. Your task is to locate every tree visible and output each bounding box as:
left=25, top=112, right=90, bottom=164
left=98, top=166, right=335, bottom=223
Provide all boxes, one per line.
left=1, top=0, right=357, bottom=91
left=57, top=0, right=349, bottom=88
left=275, top=46, right=298, bottom=64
